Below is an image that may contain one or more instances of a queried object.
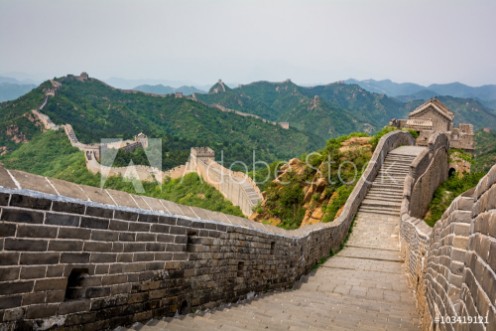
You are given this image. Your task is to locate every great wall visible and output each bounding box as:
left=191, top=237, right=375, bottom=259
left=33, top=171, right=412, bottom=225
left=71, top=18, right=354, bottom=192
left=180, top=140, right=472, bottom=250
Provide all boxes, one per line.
left=29, top=79, right=263, bottom=217
left=1, top=77, right=495, bottom=330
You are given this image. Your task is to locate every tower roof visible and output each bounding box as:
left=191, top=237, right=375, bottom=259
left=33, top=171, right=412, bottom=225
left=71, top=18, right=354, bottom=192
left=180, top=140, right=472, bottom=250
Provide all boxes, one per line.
left=409, top=98, right=454, bottom=121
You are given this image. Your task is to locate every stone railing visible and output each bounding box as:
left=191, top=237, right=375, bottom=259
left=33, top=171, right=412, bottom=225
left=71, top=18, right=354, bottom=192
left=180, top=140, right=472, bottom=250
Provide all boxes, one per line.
left=399, top=133, right=496, bottom=330
left=194, top=158, right=263, bottom=217
left=0, top=130, right=414, bottom=330
left=399, top=132, right=449, bottom=327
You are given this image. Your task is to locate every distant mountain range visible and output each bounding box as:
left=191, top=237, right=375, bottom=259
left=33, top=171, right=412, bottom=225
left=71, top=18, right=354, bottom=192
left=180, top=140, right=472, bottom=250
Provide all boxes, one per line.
left=0, top=76, right=36, bottom=102
left=197, top=79, right=496, bottom=139
left=344, top=79, right=496, bottom=106
left=133, top=84, right=205, bottom=96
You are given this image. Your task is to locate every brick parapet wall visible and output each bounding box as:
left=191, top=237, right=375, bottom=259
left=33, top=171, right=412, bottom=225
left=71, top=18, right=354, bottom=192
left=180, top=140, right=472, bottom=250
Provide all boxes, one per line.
left=0, top=130, right=415, bottom=330
left=400, top=148, right=496, bottom=330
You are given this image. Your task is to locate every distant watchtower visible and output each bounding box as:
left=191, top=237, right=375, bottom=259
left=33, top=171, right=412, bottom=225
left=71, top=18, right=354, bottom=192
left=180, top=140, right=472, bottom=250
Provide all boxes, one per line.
left=189, top=147, right=215, bottom=170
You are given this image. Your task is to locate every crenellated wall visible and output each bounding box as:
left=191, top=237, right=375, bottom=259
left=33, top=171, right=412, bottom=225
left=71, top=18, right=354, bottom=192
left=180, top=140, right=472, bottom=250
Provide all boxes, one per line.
left=0, top=130, right=415, bottom=330
left=400, top=139, right=496, bottom=330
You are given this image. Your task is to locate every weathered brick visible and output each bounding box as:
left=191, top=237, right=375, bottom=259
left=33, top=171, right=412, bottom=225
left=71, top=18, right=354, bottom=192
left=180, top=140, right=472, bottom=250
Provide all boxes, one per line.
left=86, top=206, right=113, bottom=218
left=35, top=278, right=67, bottom=291
left=91, top=230, right=117, bottom=241
left=58, top=300, right=91, bottom=315
left=151, top=224, right=170, bottom=234
left=154, top=252, right=173, bottom=261
left=22, top=291, right=46, bottom=305
left=17, top=225, right=57, bottom=238
left=52, top=201, right=85, bottom=214
left=0, top=192, right=10, bottom=206
left=0, top=281, right=33, bottom=294
left=25, top=303, right=58, bottom=319
left=0, top=223, right=16, bottom=237
left=112, top=242, right=124, bottom=252
left=129, top=222, right=150, bottom=232
left=101, top=274, right=127, bottom=285
left=45, top=213, right=80, bottom=226
left=0, top=267, right=20, bottom=281
left=49, top=240, right=84, bottom=251
left=146, top=243, right=166, bottom=251
left=82, top=242, right=111, bottom=252
left=5, top=238, right=47, bottom=251
left=46, top=265, right=64, bottom=277
left=94, top=264, right=110, bottom=275
left=138, top=214, right=159, bottom=223
left=2, top=307, right=25, bottom=321
left=20, top=253, right=59, bottom=265
left=10, top=194, right=51, bottom=210
left=133, top=253, right=154, bottom=262
left=0, top=295, right=22, bottom=309
left=119, top=232, right=136, bottom=242
left=123, top=243, right=146, bottom=252
left=169, top=226, right=187, bottom=235
left=1, top=209, right=44, bottom=224
left=117, top=253, right=133, bottom=263
left=109, top=220, right=129, bottom=231
left=109, top=264, right=123, bottom=274
left=136, top=233, right=156, bottom=241
left=157, top=234, right=174, bottom=242
left=81, top=217, right=109, bottom=229
left=89, top=253, right=116, bottom=263
left=20, top=266, right=46, bottom=279
left=85, top=287, right=111, bottom=298
left=114, top=210, right=139, bottom=222
left=158, top=215, right=176, bottom=225
left=60, top=253, right=90, bottom=263
left=58, top=227, right=91, bottom=240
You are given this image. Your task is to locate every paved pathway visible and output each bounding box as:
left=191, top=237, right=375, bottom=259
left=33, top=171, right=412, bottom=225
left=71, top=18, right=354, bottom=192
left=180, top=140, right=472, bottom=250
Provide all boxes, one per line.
left=121, top=146, right=425, bottom=331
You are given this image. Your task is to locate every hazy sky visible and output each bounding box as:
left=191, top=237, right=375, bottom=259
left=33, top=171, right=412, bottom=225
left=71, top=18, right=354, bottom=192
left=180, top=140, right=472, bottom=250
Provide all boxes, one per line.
left=1, top=0, right=495, bottom=87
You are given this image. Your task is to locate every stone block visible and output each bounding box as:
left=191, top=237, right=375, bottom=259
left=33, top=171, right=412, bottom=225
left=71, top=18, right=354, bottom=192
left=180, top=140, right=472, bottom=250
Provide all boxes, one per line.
left=81, top=217, right=109, bottom=230
left=34, top=278, right=67, bottom=291
left=51, top=201, right=86, bottom=214
left=20, top=266, right=46, bottom=279
left=129, top=222, right=150, bottom=232
left=49, top=240, right=84, bottom=251
left=86, top=206, right=114, bottom=218
left=89, top=253, right=116, bottom=263
left=9, top=194, right=51, bottom=210
left=5, top=238, right=48, bottom=251
left=1, top=208, right=44, bottom=224
left=25, top=303, right=58, bottom=319
left=0, top=295, right=22, bottom=309
left=109, top=220, right=129, bottom=231
left=84, top=241, right=112, bottom=252
left=58, top=299, right=91, bottom=315
left=91, top=230, right=117, bottom=241
left=0, top=266, right=20, bottom=281
left=0, top=281, right=33, bottom=295
left=60, top=252, right=90, bottom=263
left=119, top=232, right=136, bottom=242
left=58, top=227, right=91, bottom=240
left=20, top=252, right=59, bottom=265
left=45, top=213, right=80, bottom=226
left=139, top=214, right=159, bottom=223
left=17, top=225, right=57, bottom=238
left=0, top=223, right=16, bottom=237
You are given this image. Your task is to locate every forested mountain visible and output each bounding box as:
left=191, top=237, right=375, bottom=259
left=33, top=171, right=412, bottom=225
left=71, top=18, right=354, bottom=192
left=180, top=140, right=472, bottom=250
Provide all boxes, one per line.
left=133, top=84, right=204, bottom=96
left=0, top=74, right=321, bottom=168
left=197, top=79, right=496, bottom=139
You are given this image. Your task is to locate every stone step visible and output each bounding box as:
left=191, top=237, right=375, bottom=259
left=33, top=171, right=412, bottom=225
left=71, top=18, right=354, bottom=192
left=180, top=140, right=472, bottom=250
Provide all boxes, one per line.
left=361, top=199, right=402, bottom=208
left=357, top=207, right=400, bottom=216
left=364, top=195, right=402, bottom=202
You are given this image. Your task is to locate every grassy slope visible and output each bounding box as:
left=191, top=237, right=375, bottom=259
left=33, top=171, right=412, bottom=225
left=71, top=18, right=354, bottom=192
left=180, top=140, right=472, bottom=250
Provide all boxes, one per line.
left=1, top=130, right=243, bottom=216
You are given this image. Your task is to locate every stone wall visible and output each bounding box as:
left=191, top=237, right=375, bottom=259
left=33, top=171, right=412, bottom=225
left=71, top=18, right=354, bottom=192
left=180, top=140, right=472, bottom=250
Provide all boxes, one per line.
left=0, top=130, right=415, bottom=330
left=409, top=133, right=449, bottom=219
left=400, top=153, right=496, bottom=330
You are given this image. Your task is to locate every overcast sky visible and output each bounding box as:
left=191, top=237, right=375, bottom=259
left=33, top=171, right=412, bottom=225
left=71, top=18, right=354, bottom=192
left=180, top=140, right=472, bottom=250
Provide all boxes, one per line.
left=1, top=0, right=495, bottom=87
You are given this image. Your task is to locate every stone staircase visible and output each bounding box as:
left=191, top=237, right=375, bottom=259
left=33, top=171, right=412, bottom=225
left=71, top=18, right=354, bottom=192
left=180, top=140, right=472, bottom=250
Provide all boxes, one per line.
left=118, top=146, right=426, bottom=331
left=359, top=146, right=424, bottom=217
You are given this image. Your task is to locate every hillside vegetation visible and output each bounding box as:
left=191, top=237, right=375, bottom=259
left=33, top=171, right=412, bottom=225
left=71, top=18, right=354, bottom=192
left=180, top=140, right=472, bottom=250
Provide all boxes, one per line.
left=252, top=128, right=402, bottom=229
left=0, top=130, right=243, bottom=216
left=0, top=74, right=321, bottom=169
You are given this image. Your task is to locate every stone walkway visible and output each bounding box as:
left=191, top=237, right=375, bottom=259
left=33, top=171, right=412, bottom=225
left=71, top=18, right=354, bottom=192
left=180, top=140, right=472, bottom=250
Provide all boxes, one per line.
left=121, top=147, right=425, bottom=331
